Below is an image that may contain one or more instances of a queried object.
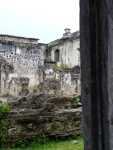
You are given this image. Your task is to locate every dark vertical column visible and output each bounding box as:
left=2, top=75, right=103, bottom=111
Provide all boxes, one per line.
left=0, top=64, right=1, bottom=94
left=80, top=0, right=112, bottom=150
left=107, top=1, right=113, bottom=149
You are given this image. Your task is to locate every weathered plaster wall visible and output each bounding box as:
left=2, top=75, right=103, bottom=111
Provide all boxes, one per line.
left=0, top=57, right=13, bottom=95
left=50, top=39, right=80, bottom=68
left=41, top=66, right=80, bottom=96
left=0, top=40, right=47, bottom=88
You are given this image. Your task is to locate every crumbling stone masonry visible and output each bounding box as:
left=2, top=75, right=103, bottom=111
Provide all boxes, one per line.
left=0, top=56, right=13, bottom=95
left=0, top=30, right=80, bottom=96
left=0, top=34, right=47, bottom=88
left=9, top=77, right=29, bottom=97
left=7, top=94, right=81, bottom=144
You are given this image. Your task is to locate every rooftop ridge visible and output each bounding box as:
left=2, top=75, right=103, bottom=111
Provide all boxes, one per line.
left=0, top=34, right=39, bottom=41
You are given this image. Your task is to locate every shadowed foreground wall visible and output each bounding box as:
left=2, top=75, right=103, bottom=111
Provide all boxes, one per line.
left=80, top=0, right=113, bottom=150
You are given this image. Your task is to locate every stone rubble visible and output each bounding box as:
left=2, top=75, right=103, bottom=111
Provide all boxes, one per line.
left=6, top=94, right=81, bottom=143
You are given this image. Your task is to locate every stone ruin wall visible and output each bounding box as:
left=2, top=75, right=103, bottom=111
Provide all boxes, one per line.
left=0, top=33, right=80, bottom=97
left=1, top=44, right=44, bottom=74
left=7, top=94, right=81, bottom=144
left=0, top=41, right=46, bottom=89
left=39, top=63, right=80, bottom=96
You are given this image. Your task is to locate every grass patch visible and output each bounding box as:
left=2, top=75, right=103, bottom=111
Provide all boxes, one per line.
left=1, top=137, right=83, bottom=150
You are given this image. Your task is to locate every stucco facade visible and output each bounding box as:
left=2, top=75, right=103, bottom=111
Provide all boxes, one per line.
left=47, top=29, right=80, bottom=68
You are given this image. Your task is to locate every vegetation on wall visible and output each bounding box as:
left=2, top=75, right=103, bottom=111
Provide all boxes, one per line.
left=53, top=64, right=70, bottom=71
left=16, top=43, right=33, bottom=49
left=72, top=95, right=81, bottom=106
left=0, top=103, right=11, bottom=147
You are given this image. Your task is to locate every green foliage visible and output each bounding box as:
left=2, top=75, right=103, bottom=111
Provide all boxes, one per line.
left=72, top=95, right=81, bottom=105
left=4, top=137, right=83, bottom=150
left=53, top=64, right=70, bottom=71
left=0, top=103, right=11, bottom=147
left=12, top=135, right=49, bottom=148
left=0, top=103, right=11, bottom=115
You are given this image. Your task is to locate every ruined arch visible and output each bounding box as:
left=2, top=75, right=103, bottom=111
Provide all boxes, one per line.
left=54, top=49, right=60, bottom=62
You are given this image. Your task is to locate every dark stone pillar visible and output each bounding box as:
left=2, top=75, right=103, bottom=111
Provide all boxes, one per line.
left=80, top=0, right=113, bottom=150
left=0, top=64, right=2, bottom=94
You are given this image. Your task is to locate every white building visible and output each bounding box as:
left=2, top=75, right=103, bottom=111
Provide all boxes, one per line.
left=46, top=29, right=80, bottom=68
left=44, top=29, right=80, bottom=96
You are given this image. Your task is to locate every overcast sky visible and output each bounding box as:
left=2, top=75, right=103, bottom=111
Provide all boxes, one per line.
left=0, top=0, right=79, bottom=43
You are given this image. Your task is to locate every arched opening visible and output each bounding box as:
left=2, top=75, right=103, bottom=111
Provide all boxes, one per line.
left=45, top=49, right=49, bottom=58
left=55, top=49, right=60, bottom=62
